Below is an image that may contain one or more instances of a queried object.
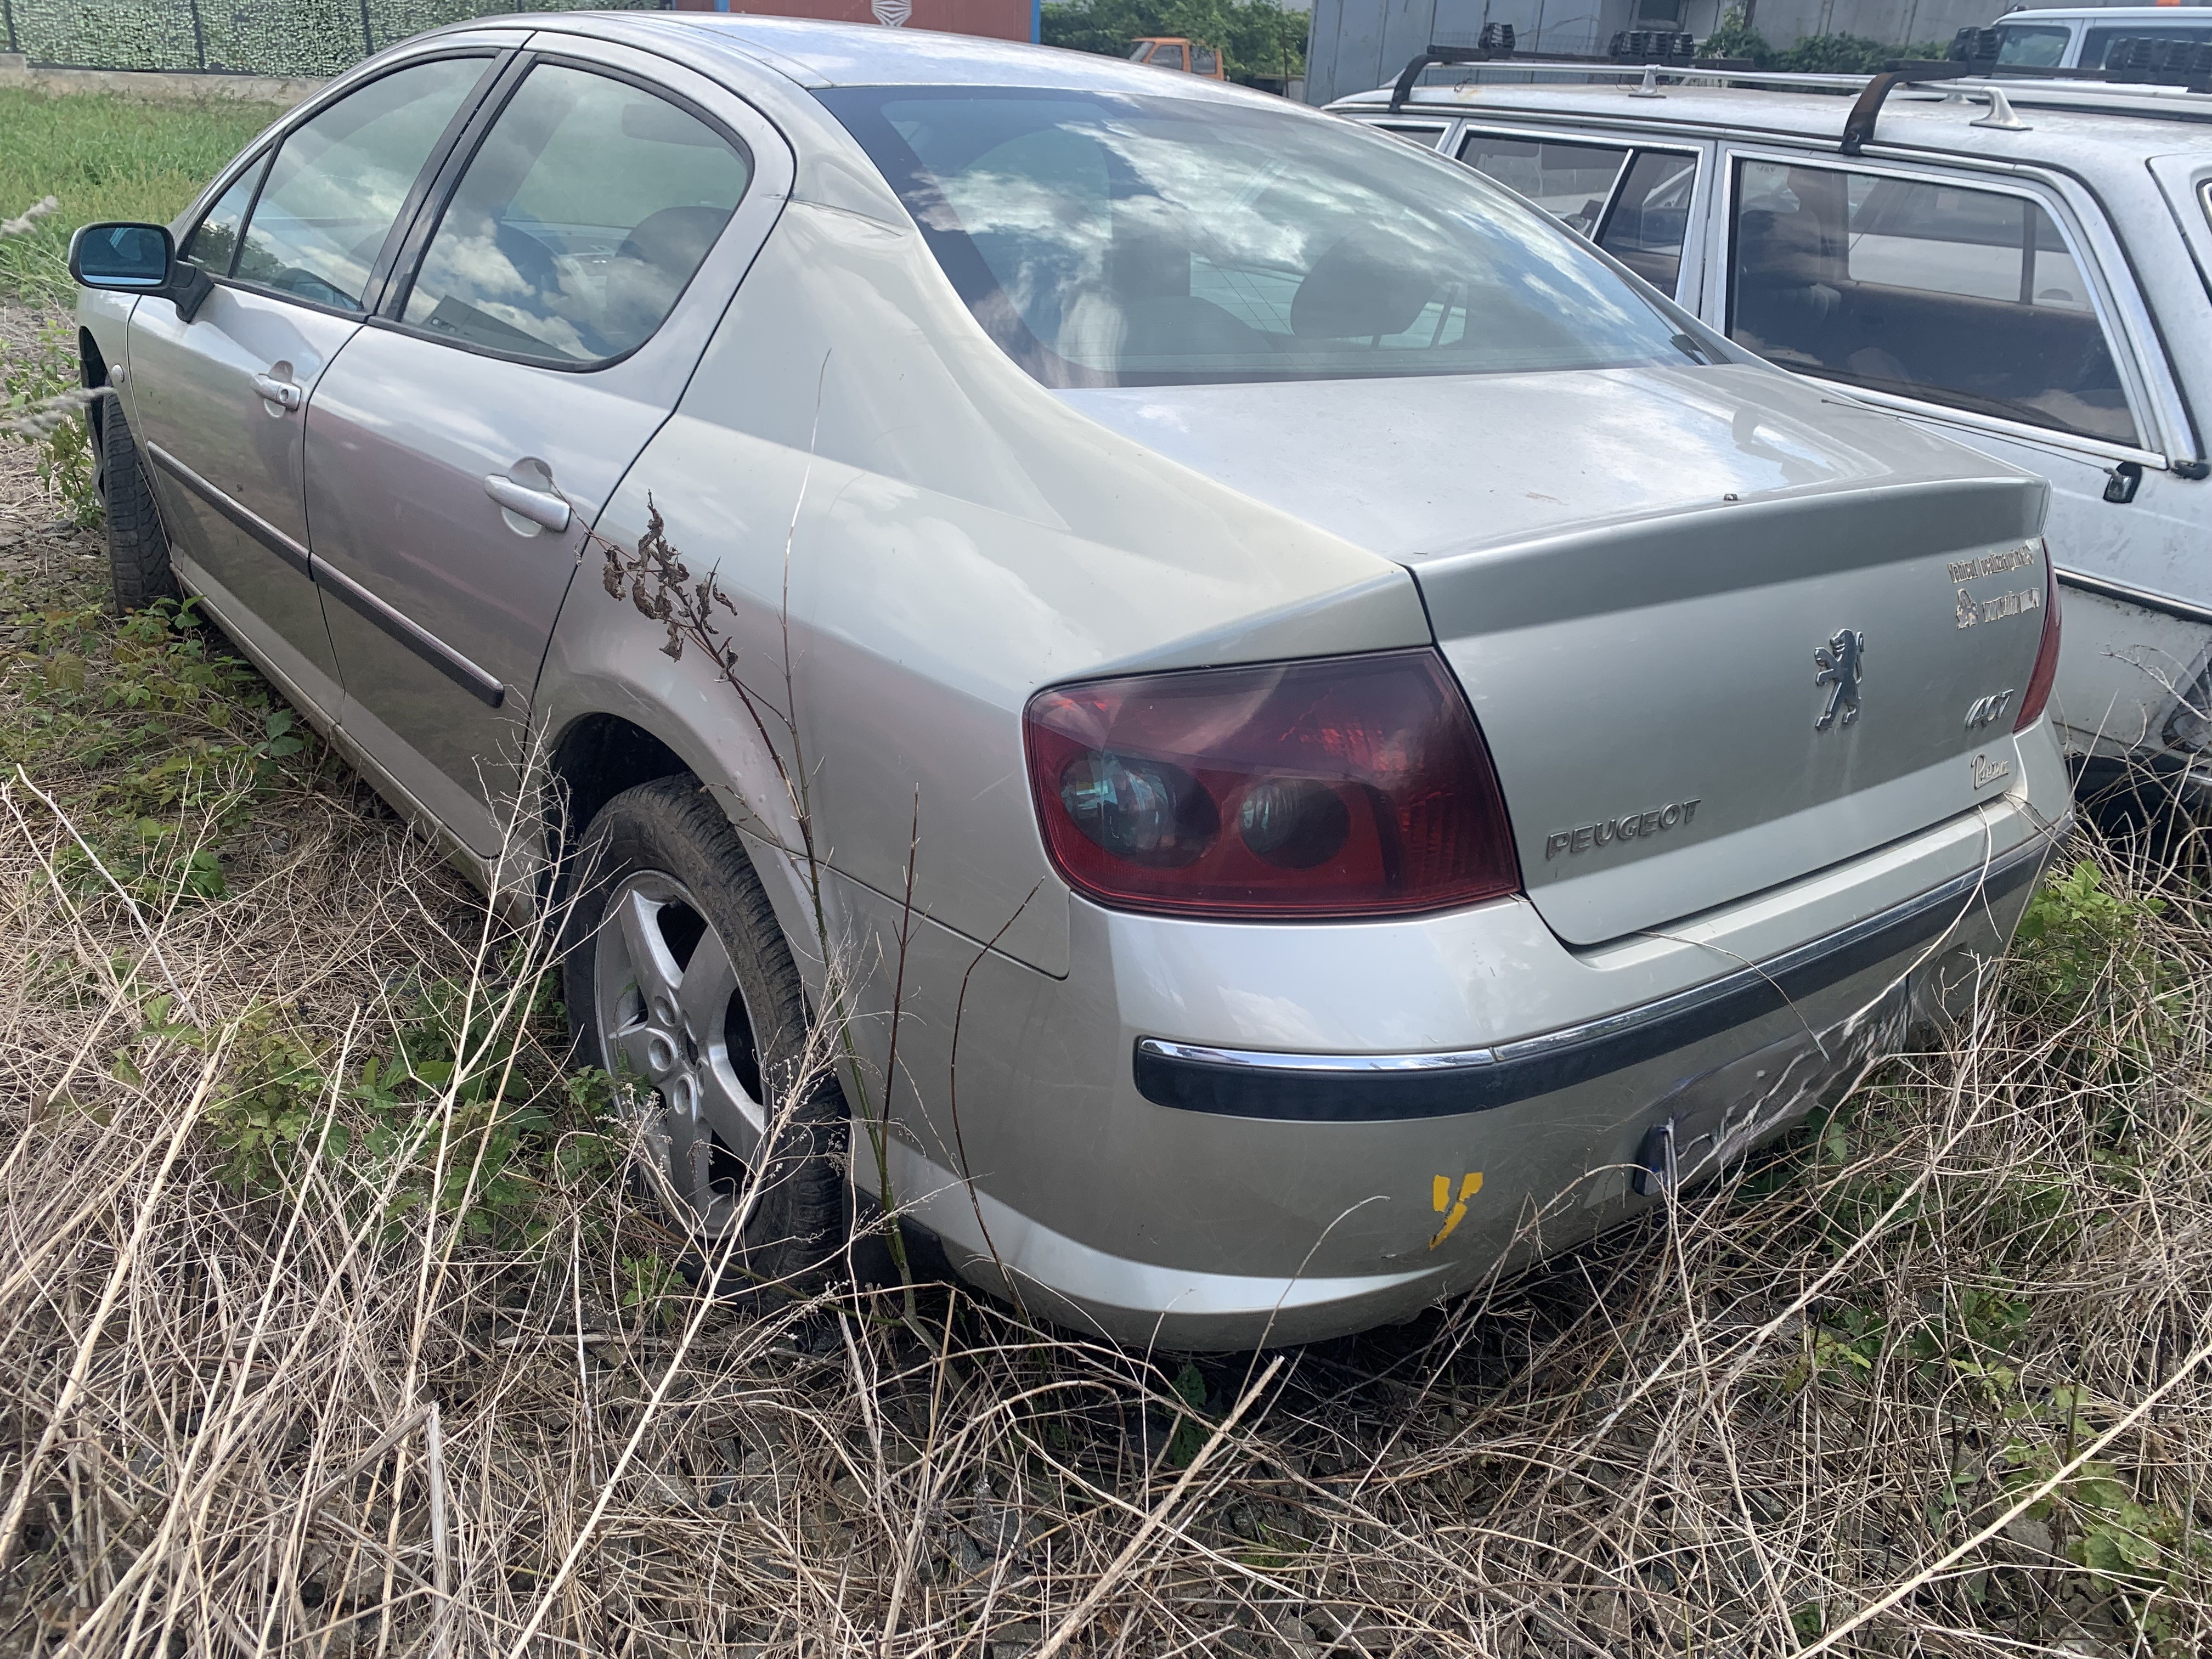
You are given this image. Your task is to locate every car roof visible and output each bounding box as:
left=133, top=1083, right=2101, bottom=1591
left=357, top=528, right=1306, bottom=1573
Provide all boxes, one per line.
left=1333, top=74, right=2212, bottom=160
left=2000, top=5, right=2212, bottom=20
left=454, top=12, right=1266, bottom=101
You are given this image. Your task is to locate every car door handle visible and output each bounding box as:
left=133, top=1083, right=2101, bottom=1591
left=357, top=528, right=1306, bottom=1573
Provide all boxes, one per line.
left=250, top=373, right=303, bottom=411
left=482, top=474, right=571, bottom=532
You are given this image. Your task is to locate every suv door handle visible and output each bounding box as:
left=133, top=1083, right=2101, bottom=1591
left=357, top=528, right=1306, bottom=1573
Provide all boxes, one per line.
left=482, top=473, right=571, bottom=532
left=250, top=372, right=303, bottom=411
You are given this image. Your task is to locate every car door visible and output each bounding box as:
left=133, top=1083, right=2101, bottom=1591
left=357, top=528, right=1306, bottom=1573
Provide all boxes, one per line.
left=1709, top=149, right=2207, bottom=760
left=1451, top=125, right=1711, bottom=303
left=123, top=52, right=501, bottom=721
left=303, top=44, right=792, bottom=857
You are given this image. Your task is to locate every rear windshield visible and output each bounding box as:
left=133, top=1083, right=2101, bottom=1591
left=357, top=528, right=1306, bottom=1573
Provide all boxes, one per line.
left=817, top=87, right=1700, bottom=388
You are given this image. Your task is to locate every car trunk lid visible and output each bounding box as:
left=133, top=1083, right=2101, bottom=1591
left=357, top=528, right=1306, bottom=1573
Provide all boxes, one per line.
left=1057, top=364, right=2051, bottom=944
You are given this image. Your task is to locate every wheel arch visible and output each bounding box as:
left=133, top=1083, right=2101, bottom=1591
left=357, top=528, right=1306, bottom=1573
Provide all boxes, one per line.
left=537, top=690, right=826, bottom=995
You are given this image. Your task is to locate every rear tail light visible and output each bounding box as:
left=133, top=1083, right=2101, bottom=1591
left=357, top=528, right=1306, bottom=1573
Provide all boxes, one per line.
left=2013, top=543, right=2063, bottom=733
left=1023, top=649, right=1522, bottom=919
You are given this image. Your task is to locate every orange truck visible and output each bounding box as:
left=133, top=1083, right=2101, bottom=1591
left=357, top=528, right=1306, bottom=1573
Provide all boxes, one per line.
left=1127, top=36, right=1227, bottom=76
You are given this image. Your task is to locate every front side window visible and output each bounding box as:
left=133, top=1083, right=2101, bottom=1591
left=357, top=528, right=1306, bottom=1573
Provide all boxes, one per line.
left=399, top=65, right=752, bottom=364
left=1728, top=160, right=2137, bottom=446
left=232, top=57, right=489, bottom=310
left=183, top=155, right=268, bottom=274
left=821, top=89, right=1700, bottom=390
left=1994, top=25, right=2072, bottom=65
left=1457, top=133, right=1628, bottom=235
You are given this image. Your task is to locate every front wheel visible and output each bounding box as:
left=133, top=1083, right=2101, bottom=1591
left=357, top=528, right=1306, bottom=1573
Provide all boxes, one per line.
left=98, top=397, right=179, bottom=613
left=560, top=776, right=847, bottom=1293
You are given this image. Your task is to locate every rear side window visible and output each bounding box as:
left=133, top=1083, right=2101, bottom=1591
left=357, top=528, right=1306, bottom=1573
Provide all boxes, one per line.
left=1369, top=121, right=1447, bottom=149
left=399, top=65, right=751, bottom=365
left=2084, top=25, right=2212, bottom=69
left=1727, top=160, right=2138, bottom=447
left=232, top=57, right=489, bottom=311
left=1192, top=46, right=1220, bottom=75
left=1457, top=133, right=1626, bottom=234
left=1598, top=149, right=1695, bottom=297
left=1455, top=132, right=1696, bottom=297
left=822, top=87, right=1700, bottom=390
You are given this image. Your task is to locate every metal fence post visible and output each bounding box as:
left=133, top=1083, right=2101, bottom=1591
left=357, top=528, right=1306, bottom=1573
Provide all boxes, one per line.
left=360, top=0, right=375, bottom=57
left=186, top=0, right=207, bottom=68
left=3, top=0, right=18, bottom=60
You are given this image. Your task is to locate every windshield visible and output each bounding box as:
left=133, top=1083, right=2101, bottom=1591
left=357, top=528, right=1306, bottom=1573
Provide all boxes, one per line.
left=818, top=88, right=1701, bottom=388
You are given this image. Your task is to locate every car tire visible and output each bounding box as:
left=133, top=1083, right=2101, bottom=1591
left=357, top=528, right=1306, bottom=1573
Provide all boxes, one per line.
left=560, top=775, right=848, bottom=1294
left=99, top=398, right=179, bottom=613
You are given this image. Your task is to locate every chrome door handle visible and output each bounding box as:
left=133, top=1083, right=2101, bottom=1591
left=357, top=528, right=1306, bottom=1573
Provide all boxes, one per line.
left=483, top=475, right=571, bottom=532
left=250, top=373, right=303, bottom=410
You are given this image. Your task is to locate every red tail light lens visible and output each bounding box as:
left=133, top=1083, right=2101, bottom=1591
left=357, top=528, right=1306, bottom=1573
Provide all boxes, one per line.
left=2013, top=544, right=2063, bottom=733
left=1023, top=650, right=1522, bottom=919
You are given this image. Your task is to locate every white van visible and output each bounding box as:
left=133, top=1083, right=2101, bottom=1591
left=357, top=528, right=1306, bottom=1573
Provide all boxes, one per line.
left=1982, top=5, right=2212, bottom=71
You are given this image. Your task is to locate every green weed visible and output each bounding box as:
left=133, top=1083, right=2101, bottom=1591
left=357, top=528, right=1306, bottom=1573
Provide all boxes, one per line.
left=1, top=320, right=98, bottom=523
left=0, top=88, right=281, bottom=304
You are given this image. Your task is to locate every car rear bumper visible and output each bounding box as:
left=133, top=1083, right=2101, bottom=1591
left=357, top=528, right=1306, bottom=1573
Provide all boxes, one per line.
left=896, top=752, right=2071, bottom=1351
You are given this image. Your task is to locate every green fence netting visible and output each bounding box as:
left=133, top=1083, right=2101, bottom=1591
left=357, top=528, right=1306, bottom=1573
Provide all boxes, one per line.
left=2, top=1, right=659, bottom=76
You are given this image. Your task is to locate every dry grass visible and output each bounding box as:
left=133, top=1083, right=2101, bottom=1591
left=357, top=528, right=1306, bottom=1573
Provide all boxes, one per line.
left=4, top=340, right=2212, bottom=1659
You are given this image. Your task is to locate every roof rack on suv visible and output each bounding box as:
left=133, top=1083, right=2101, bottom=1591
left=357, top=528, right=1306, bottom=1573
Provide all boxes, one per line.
left=1376, top=49, right=2212, bottom=136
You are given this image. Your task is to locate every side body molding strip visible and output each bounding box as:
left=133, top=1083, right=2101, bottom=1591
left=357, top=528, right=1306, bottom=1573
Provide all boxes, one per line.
left=145, top=442, right=505, bottom=709
left=147, top=442, right=312, bottom=578
left=311, top=559, right=506, bottom=708
left=1133, top=823, right=2063, bottom=1122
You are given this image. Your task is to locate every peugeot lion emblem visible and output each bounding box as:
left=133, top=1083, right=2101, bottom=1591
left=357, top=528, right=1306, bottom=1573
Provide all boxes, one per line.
left=1814, top=628, right=1865, bottom=731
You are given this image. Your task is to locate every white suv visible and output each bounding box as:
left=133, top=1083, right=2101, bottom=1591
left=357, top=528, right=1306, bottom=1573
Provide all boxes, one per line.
left=1333, top=63, right=2212, bottom=798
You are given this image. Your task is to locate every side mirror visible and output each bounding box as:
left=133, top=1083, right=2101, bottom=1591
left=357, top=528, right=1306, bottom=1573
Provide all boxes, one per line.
left=69, top=222, right=215, bottom=323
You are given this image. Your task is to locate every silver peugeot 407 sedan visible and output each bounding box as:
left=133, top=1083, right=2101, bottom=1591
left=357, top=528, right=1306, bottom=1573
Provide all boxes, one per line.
left=70, top=14, right=2070, bottom=1348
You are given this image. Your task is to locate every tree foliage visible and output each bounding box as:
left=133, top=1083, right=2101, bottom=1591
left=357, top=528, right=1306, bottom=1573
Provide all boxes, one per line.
left=1697, top=9, right=1948, bottom=71
left=1041, top=0, right=1307, bottom=85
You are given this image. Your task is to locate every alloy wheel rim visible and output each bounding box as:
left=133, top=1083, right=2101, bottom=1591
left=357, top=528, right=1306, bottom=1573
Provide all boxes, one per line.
left=592, top=870, right=766, bottom=1235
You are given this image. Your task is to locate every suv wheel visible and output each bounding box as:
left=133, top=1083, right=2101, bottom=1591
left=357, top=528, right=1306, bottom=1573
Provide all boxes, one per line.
left=561, top=776, right=847, bottom=1293
left=99, top=398, right=180, bottom=612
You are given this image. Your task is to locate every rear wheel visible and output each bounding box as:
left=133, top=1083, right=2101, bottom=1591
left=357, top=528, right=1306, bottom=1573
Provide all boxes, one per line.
left=561, top=777, right=847, bottom=1292
left=99, top=398, right=179, bottom=613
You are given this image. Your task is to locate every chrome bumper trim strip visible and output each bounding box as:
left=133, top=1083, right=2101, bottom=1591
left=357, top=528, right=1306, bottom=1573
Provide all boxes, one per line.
left=1133, top=822, right=2065, bottom=1122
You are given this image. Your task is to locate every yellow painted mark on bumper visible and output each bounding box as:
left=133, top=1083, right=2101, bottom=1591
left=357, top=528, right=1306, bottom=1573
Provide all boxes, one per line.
left=1428, top=1171, right=1484, bottom=1249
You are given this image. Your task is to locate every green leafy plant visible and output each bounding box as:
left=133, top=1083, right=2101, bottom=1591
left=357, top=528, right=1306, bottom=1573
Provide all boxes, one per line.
left=1, top=323, right=99, bottom=526
left=1697, top=7, right=1771, bottom=65
left=2015, top=858, right=2166, bottom=999
left=1165, top=1361, right=1211, bottom=1466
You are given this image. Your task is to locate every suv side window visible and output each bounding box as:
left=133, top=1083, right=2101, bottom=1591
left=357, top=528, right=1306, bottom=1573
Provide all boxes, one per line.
left=1457, top=132, right=1696, bottom=296
left=1458, top=134, right=1627, bottom=234
left=1602, top=150, right=1696, bottom=296
left=230, top=57, right=490, bottom=311
left=398, top=64, right=752, bottom=365
left=1370, top=121, right=1448, bottom=149
left=2083, top=24, right=2212, bottom=69
left=1727, top=159, right=2139, bottom=448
